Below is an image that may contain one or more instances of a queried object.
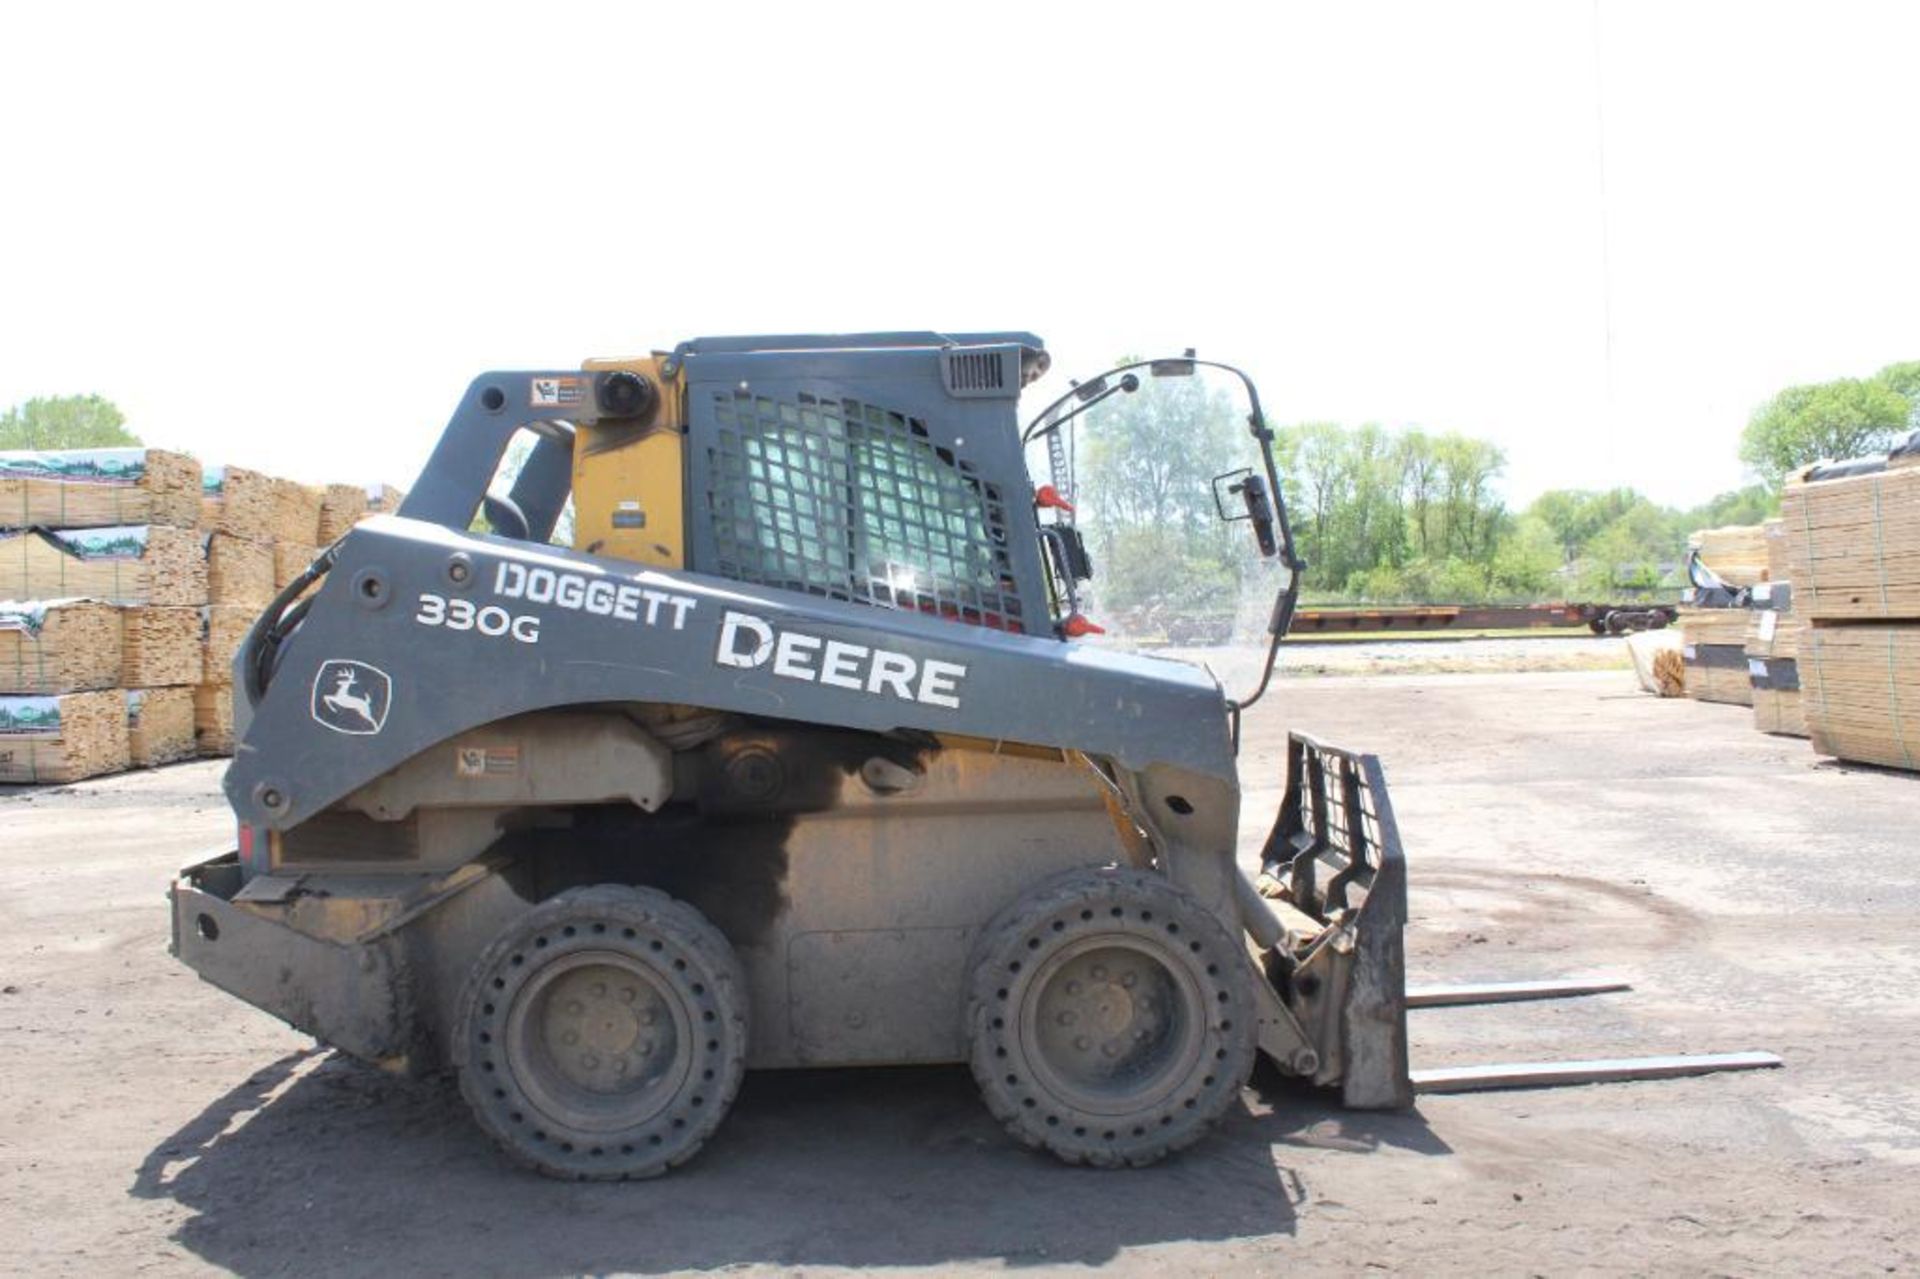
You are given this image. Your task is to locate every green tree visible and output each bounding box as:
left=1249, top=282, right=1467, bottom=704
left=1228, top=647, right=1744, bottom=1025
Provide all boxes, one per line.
left=0, top=395, right=137, bottom=450
left=1740, top=377, right=1908, bottom=484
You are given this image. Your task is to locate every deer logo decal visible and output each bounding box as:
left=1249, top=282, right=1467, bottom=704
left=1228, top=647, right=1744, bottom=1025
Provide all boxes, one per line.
left=310, top=660, right=393, bottom=736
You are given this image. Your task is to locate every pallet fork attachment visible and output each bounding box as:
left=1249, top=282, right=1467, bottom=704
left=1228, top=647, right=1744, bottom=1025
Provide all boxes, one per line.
left=1252, top=734, right=1781, bottom=1105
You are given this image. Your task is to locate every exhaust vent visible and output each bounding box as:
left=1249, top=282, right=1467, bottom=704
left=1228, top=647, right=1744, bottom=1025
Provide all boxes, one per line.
left=941, top=349, right=1015, bottom=398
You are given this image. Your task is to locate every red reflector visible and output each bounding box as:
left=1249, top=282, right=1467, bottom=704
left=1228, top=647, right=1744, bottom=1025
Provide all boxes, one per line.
left=1062, top=613, right=1106, bottom=638
left=237, top=824, right=255, bottom=863
left=1034, top=484, right=1076, bottom=515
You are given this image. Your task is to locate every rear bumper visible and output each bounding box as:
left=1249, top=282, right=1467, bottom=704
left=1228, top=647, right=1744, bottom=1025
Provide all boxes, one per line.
left=169, top=850, right=408, bottom=1064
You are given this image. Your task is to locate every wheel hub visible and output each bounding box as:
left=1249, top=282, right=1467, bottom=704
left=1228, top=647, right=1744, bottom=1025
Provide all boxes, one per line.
left=1028, top=941, right=1195, bottom=1110
left=505, top=951, right=690, bottom=1130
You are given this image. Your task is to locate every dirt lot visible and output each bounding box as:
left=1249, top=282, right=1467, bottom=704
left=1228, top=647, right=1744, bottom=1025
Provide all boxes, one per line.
left=2, top=662, right=1916, bottom=1276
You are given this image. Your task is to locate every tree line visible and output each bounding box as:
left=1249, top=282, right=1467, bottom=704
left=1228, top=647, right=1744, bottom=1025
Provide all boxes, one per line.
left=1076, top=356, right=1918, bottom=616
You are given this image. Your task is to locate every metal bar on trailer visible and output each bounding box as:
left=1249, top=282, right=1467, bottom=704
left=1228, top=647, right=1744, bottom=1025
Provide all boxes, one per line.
left=1411, top=1051, right=1782, bottom=1094
left=1406, top=979, right=1632, bottom=1008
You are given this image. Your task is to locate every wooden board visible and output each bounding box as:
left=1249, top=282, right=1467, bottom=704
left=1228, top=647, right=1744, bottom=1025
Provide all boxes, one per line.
left=273, top=541, right=317, bottom=590
left=269, top=478, right=322, bottom=546
left=126, top=686, right=195, bottom=767
left=0, top=599, right=122, bottom=694
left=198, top=465, right=276, bottom=543
left=0, top=525, right=206, bottom=606
left=120, top=605, right=202, bottom=687
left=317, top=483, right=369, bottom=543
left=0, top=448, right=201, bottom=530
left=193, top=683, right=234, bottom=757
left=1682, top=641, right=1754, bottom=706
left=1780, top=455, right=1920, bottom=621
left=1679, top=605, right=1752, bottom=648
left=206, top=533, right=275, bottom=608
left=1800, top=623, right=1920, bottom=771
left=0, top=689, right=130, bottom=783
left=1690, top=524, right=1770, bottom=588
left=201, top=605, right=256, bottom=688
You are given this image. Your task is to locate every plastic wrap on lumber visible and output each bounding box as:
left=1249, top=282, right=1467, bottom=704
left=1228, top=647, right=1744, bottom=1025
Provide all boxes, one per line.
left=0, top=689, right=130, bottom=783
left=198, top=465, right=275, bottom=542
left=0, top=526, right=206, bottom=607
left=120, top=605, right=202, bottom=687
left=0, top=599, right=122, bottom=694
left=0, top=448, right=201, bottom=531
left=1780, top=448, right=1920, bottom=621
left=1800, top=623, right=1920, bottom=770
left=1689, top=524, right=1771, bottom=588
left=126, top=686, right=195, bottom=767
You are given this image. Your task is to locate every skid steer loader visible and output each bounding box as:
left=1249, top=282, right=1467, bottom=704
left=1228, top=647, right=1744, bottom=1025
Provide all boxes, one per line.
left=169, top=332, right=1765, bottom=1180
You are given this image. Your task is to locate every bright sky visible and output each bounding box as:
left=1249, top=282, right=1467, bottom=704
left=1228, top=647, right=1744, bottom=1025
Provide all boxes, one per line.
left=4, top=2, right=1916, bottom=510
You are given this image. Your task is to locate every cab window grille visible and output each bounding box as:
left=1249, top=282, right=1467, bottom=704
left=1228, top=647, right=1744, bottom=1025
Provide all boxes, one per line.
left=708, top=390, right=1023, bottom=631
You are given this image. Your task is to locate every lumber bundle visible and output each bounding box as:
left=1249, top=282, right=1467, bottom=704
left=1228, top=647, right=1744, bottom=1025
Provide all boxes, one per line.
left=201, top=605, right=255, bottom=687
left=0, top=525, right=206, bottom=606
left=0, top=599, right=122, bottom=694
left=274, top=541, right=317, bottom=590
left=365, top=484, right=406, bottom=515
left=0, top=689, right=130, bottom=783
left=193, top=683, right=234, bottom=756
left=1690, top=524, right=1771, bottom=588
left=1745, top=607, right=1806, bottom=737
left=1800, top=625, right=1920, bottom=770
left=199, top=465, right=275, bottom=543
left=206, top=533, right=275, bottom=608
left=120, top=606, right=202, bottom=687
left=0, top=448, right=201, bottom=531
left=1779, top=448, right=1920, bottom=621
left=126, top=687, right=195, bottom=767
left=269, top=479, right=322, bottom=546
left=317, top=483, right=368, bottom=543
left=1743, top=521, right=1807, bottom=737
left=1681, top=605, right=1754, bottom=705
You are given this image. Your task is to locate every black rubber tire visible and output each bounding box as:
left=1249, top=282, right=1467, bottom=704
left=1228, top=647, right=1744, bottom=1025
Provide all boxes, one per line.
left=454, top=884, right=748, bottom=1180
left=965, top=866, right=1256, bottom=1169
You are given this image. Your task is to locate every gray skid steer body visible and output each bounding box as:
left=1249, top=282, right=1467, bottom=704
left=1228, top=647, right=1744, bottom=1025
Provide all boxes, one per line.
left=172, top=335, right=1413, bottom=1154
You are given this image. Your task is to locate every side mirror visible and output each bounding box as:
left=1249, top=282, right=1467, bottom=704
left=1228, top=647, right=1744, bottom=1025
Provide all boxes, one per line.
left=1211, top=468, right=1278, bottom=557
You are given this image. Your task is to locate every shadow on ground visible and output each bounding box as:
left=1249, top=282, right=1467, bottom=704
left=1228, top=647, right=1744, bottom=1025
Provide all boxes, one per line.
left=132, top=1050, right=1447, bottom=1275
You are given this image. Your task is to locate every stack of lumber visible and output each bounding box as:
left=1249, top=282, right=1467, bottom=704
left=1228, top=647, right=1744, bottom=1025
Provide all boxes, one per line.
left=0, top=525, right=206, bottom=606
left=317, top=483, right=368, bottom=542
left=0, top=446, right=403, bottom=778
left=1679, top=603, right=1754, bottom=706
left=1746, top=520, right=1807, bottom=737
left=201, top=605, right=255, bottom=691
left=126, top=687, right=195, bottom=767
left=206, top=532, right=275, bottom=607
left=193, top=683, right=235, bottom=756
left=1782, top=435, right=1920, bottom=769
left=1690, top=524, right=1772, bottom=588
left=0, top=690, right=129, bottom=783
left=0, top=448, right=201, bottom=530
left=121, top=606, right=202, bottom=686
left=365, top=484, right=407, bottom=516
left=0, top=599, right=122, bottom=694
left=198, top=465, right=275, bottom=542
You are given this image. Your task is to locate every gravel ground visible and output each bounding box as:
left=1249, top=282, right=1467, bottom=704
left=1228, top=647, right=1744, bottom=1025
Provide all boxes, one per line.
left=0, top=660, right=1915, bottom=1276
